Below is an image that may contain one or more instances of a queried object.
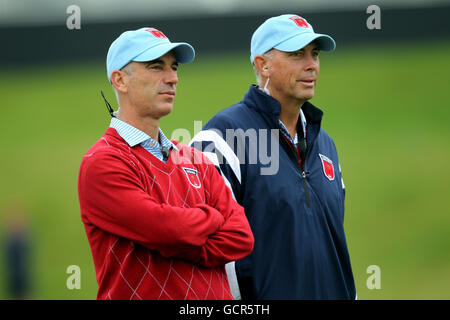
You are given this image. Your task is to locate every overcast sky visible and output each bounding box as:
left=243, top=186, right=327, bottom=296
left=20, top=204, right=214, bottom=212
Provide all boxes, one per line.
left=1, top=0, right=448, bottom=26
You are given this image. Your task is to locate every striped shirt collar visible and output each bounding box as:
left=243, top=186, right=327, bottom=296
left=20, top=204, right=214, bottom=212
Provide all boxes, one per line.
left=279, top=108, right=307, bottom=146
left=110, top=117, right=177, bottom=152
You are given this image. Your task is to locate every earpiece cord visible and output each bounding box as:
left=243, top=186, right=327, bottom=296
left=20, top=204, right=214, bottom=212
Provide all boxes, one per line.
left=101, top=90, right=116, bottom=117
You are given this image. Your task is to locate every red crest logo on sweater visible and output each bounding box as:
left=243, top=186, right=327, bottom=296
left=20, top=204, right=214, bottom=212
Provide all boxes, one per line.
left=319, top=154, right=335, bottom=181
left=182, top=167, right=201, bottom=189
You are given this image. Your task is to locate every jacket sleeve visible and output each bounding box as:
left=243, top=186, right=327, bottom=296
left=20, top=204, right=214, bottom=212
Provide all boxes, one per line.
left=189, top=114, right=244, bottom=203
left=78, top=150, right=225, bottom=255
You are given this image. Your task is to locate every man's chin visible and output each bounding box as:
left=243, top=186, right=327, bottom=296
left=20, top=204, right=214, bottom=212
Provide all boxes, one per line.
left=156, top=104, right=174, bottom=118
left=299, top=91, right=315, bottom=101
left=143, top=103, right=174, bottom=120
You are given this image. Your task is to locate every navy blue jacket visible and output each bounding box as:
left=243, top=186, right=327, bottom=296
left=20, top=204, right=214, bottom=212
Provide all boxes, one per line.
left=191, top=85, right=356, bottom=299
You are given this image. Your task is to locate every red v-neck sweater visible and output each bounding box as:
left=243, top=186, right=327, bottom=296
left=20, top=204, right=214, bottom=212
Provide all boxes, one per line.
left=78, top=128, right=254, bottom=300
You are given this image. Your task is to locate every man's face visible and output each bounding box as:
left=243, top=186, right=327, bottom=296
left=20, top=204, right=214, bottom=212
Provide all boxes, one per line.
left=126, top=51, right=179, bottom=119
left=266, top=42, right=320, bottom=106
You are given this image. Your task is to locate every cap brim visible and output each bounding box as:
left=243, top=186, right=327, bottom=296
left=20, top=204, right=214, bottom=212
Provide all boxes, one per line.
left=274, top=32, right=336, bottom=52
left=133, top=42, right=195, bottom=64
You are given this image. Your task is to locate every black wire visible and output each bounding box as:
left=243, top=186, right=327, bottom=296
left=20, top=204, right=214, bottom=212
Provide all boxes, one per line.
left=100, top=90, right=116, bottom=117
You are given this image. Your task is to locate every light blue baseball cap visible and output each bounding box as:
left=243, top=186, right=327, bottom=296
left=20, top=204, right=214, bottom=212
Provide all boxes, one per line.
left=106, top=27, right=195, bottom=82
left=250, top=14, right=336, bottom=64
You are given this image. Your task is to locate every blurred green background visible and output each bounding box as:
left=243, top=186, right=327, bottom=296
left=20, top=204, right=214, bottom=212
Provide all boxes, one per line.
left=1, top=0, right=450, bottom=300
left=0, top=40, right=449, bottom=299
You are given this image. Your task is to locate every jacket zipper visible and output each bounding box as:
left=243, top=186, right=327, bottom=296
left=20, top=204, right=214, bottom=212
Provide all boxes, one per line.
left=302, top=133, right=320, bottom=207
left=301, top=170, right=311, bottom=207
left=298, top=139, right=311, bottom=207
left=282, top=132, right=319, bottom=208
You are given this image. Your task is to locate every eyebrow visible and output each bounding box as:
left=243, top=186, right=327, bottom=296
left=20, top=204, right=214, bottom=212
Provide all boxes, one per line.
left=287, top=46, right=319, bottom=56
left=145, top=59, right=178, bottom=67
left=299, top=45, right=320, bottom=51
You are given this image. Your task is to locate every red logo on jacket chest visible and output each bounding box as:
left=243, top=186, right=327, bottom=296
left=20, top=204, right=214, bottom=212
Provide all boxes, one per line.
left=319, top=154, right=335, bottom=181
left=182, top=167, right=201, bottom=188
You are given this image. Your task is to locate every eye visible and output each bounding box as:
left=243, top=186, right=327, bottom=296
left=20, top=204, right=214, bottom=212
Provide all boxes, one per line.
left=172, top=65, right=178, bottom=72
left=146, top=63, right=163, bottom=70
left=312, top=50, right=320, bottom=57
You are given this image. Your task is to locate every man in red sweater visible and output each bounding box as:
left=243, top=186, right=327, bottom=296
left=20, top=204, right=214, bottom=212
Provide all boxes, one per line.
left=77, top=27, right=254, bottom=300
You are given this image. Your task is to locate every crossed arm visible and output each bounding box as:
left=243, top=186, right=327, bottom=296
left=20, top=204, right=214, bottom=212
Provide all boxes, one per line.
left=78, top=150, right=254, bottom=268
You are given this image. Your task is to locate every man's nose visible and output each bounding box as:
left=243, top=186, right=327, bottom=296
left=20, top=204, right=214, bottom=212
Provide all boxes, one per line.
left=165, top=69, right=179, bottom=86
left=304, top=53, right=319, bottom=72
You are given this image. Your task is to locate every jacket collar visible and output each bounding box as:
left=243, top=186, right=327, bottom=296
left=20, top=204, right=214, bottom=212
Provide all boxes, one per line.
left=243, top=84, right=324, bottom=129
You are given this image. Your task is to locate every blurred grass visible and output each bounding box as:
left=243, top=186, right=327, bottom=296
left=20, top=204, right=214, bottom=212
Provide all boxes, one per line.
left=0, top=40, right=449, bottom=299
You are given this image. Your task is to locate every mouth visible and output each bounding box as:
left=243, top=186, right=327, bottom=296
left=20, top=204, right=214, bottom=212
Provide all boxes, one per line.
left=298, top=79, right=316, bottom=87
left=159, top=90, right=176, bottom=97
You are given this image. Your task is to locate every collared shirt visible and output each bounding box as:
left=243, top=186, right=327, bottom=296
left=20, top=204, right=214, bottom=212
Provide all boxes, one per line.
left=278, top=108, right=307, bottom=147
left=109, top=117, right=176, bottom=162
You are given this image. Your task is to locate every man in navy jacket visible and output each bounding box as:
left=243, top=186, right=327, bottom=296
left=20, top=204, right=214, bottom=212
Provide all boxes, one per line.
left=190, top=14, right=356, bottom=299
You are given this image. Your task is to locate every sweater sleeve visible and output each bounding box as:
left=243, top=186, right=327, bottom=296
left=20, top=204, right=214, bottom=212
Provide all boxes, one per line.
left=197, top=160, right=254, bottom=267
left=155, top=149, right=254, bottom=267
left=78, top=150, right=224, bottom=254
left=187, top=114, right=254, bottom=267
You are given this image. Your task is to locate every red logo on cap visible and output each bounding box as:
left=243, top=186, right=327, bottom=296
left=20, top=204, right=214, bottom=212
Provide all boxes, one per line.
left=289, top=16, right=309, bottom=28
left=145, top=28, right=167, bottom=39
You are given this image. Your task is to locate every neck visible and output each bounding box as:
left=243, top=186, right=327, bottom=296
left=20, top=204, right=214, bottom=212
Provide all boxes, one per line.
left=117, top=108, right=160, bottom=141
left=278, top=98, right=305, bottom=140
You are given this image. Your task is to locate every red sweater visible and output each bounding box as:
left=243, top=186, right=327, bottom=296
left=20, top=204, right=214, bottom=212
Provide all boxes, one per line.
left=78, top=128, right=254, bottom=300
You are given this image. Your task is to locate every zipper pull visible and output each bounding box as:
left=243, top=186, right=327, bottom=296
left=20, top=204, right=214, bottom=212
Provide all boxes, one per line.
left=301, top=170, right=311, bottom=207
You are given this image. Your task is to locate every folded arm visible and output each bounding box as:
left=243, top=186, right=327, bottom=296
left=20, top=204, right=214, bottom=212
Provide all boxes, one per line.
left=78, top=151, right=225, bottom=254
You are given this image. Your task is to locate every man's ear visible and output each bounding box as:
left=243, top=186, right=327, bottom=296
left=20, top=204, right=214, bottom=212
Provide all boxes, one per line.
left=110, top=69, right=129, bottom=94
left=253, top=55, right=271, bottom=78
